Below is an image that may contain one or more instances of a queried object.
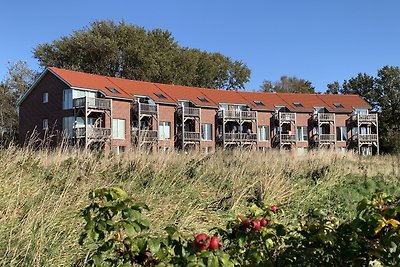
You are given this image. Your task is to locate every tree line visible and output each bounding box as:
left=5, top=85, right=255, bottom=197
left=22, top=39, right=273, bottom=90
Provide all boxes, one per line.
left=0, top=20, right=398, bottom=153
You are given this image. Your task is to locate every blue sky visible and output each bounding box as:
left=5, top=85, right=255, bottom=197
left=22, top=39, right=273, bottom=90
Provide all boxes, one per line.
left=1, top=1, right=399, bottom=92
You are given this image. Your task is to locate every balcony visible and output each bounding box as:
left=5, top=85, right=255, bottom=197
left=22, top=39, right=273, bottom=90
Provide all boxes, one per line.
left=280, top=134, right=296, bottom=142
left=137, top=130, right=158, bottom=142
left=224, top=133, right=257, bottom=142
left=316, top=113, right=335, bottom=122
left=75, top=127, right=111, bottom=139
left=139, top=103, right=157, bottom=115
left=218, top=110, right=257, bottom=120
left=358, top=134, right=378, bottom=142
left=177, top=107, right=200, bottom=117
left=183, top=132, right=201, bottom=141
left=73, top=97, right=111, bottom=110
left=278, top=112, right=296, bottom=122
left=356, top=114, right=378, bottom=122
left=318, top=134, right=335, bottom=143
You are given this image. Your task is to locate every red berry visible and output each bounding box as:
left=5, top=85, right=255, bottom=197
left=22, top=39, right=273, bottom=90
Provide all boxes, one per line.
left=260, top=218, right=268, bottom=227
left=194, top=233, right=210, bottom=251
left=270, top=205, right=279, bottom=213
left=208, top=236, right=220, bottom=250
left=251, top=219, right=261, bottom=231
left=243, top=219, right=251, bottom=229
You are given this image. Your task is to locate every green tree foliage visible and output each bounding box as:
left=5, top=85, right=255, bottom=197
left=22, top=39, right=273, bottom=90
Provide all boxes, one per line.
left=327, top=66, right=400, bottom=153
left=0, top=61, right=37, bottom=144
left=34, top=20, right=250, bottom=90
left=260, top=75, right=315, bottom=93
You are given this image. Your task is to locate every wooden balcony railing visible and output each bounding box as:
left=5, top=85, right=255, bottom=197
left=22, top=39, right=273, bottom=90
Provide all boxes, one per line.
left=183, top=132, right=201, bottom=141
left=139, top=103, right=157, bottom=115
left=359, top=134, right=378, bottom=142
left=224, top=133, right=257, bottom=142
left=357, top=114, right=378, bottom=122
left=218, top=110, right=257, bottom=120
left=182, top=107, right=200, bottom=117
left=280, top=134, right=296, bottom=142
left=319, top=134, right=335, bottom=142
left=279, top=112, right=296, bottom=122
left=75, top=127, right=111, bottom=139
left=73, top=97, right=111, bottom=110
left=317, top=113, right=335, bottom=121
left=138, top=130, right=158, bottom=142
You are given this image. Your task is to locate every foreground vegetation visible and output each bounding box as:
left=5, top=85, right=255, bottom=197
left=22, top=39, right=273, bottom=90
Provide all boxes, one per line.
left=0, top=146, right=399, bottom=266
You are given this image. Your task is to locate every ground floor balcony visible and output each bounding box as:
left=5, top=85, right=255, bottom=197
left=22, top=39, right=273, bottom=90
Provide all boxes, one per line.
left=224, top=133, right=257, bottom=143
left=75, top=127, right=111, bottom=139
left=358, top=134, right=378, bottom=143
left=180, top=132, right=201, bottom=142
left=136, top=130, right=158, bottom=142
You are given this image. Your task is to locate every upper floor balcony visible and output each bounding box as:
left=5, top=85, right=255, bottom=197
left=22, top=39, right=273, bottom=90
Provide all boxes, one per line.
left=138, top=103, right=158, bottom=116
left=177, top=107, right=200, bottom=118
left=73, top=97, right=111, bottom=111
left=353, top=113, right=378, bottom=123
left=314, top=113, right=335, bottom=122
left=218, top=110, right=257, bottom=121
left=277, top=112, right=296, bottom=122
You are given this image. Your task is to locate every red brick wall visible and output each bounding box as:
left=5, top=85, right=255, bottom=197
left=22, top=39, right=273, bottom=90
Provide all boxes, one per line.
left=158, top=104, right=175, bottom=150
left=296, top=112, right=311, bottom=148
left=257, top=111, right=273, bottom=148
left=108, top=100, right=132, bottom=150
left=200, top=108, right=217, bottom=150
left=19, top=72, right=71, bottom=145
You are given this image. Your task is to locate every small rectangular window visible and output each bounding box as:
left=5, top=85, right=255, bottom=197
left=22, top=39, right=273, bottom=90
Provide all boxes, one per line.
left=334, top=103, right=344, bottom=108
left=154, top=93, right=166, bottom=99
left=112, top=119, right=126, bottom=139
left=297, top=126, right=308, bottom=141
left=43, top=92, right=48, bottom=103
left=198, top=97, right=209, bottom=103
left=201, top=123, right=213, bottom=141
left=336, top=126, right=347, bottom=141
left=158, top=121, right=171, bottom=140
left=257, top=126, right=270, bottom=141
left=254, top=101, right=265, bottom=106
left=293, top=102, right=303, bottom=108
left=63, top=89, right=72, bottom=109
left=43, top=119, right=49, bottom=130
left=106, top=87, right=120, bottom=94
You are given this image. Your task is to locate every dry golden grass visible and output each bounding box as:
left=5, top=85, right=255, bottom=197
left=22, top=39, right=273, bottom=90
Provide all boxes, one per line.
left=0, top=145, right=399, bottom=266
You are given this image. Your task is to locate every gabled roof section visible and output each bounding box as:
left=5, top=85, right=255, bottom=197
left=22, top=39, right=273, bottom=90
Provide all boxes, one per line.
left=107, top=77, right=175, bottom=104
left=316, top=94, right=371, bottom=112
left=238, top=91, right=290, bottom=111
left=153, top=84, right=218, bottom=107
left=276, top=93, right=328, bottom=112
left=49, top=67, right=131, bottom=98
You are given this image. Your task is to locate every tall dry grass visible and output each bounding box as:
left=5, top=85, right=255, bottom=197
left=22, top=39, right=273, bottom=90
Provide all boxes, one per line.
left=0, top=145, right=399, bottom=266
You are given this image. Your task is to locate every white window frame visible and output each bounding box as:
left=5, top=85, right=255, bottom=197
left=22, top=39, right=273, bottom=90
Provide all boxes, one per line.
left=297, top=126, right=308, bottom=141
left=42, top=119, right=49, bottom=130
left=158, top=121, right=171, bottom=140
left=201, top=123, right=213, bottom=141
left=112, top=119, right=126, bottom=139
left=43, top=92, right=48, bottom=103
left=257, top=125, right=269, bottom=141
left=336, top=126, right=347, bottom=141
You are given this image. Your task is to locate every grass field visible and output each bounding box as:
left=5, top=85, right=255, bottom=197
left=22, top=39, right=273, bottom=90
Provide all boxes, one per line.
left=0, top=146, right=399, bottom=266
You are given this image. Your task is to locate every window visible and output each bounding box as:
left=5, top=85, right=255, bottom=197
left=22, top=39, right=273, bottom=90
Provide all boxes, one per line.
left=254, top=101, right=265, bottom=106
left=63, top=89, right=72, bottom=109
left=154, top=93, right=166, bottom=99
left=62, top=117, right=74, bottom=137
left=336, top=126, right=347, bottom=141
left=112, top=119, right=126, bottom=139
left=43, top=119, right=48, bottom=130
left=293, top=102, right=303, bottom=107
left=334, top=103, right=344, bottom=108
left=258, top=126, right=269, bottom=141
left=201, top=123, right=212, bottom=141
left=297, top=126, right=308, bottom=141
left=106, top=87, right=120, bottom=94
left=43, top=92, right=48, bottom=103
left=158, top=121, right=171, bottom=140
left=198, top=97, right=209, bottom=103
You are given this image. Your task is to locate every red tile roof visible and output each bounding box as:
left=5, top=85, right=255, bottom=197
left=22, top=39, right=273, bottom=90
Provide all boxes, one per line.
left=47, top=67, right=371, bottom=112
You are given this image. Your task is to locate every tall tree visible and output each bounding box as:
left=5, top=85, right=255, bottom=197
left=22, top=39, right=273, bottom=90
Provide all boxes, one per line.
left=34, top=20, right=250, bottom=90
left=326, top=81, right=340, bottom=94
left=260, top=76, right=315, bottom=93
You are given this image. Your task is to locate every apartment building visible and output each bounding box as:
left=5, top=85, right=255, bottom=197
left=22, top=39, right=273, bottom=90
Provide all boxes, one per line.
left=18, top=67, right=379, bottom=155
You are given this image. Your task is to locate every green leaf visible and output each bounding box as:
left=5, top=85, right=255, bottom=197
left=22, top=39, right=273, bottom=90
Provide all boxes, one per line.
left=148, top=239, right=161, bottom=254
left=92, top=253, right=105, bottom=266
